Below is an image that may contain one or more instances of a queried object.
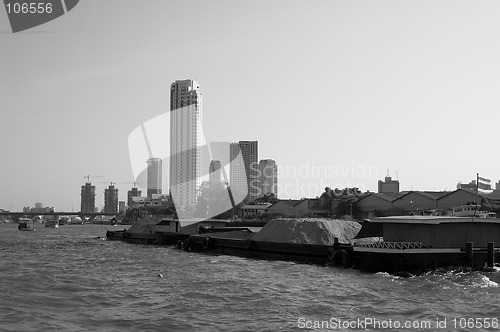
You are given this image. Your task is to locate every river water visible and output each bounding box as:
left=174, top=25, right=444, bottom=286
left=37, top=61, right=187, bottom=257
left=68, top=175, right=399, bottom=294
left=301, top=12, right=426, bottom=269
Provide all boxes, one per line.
left=1, top=223, right=499, bottom=331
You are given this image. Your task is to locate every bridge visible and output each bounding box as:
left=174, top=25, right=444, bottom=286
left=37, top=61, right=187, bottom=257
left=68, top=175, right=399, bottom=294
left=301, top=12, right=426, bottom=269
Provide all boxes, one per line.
left=0, top=211, right=118, bottom=216
left=0, top=211, right=119, bottom=223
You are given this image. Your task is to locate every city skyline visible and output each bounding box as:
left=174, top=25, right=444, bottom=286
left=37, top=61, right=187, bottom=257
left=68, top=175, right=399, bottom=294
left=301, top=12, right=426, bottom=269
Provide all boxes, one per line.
left=2, top=1, right=500, bottom=211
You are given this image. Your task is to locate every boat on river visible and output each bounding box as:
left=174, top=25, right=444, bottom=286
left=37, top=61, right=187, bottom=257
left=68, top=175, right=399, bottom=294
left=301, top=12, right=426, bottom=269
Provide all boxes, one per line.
left=18, top=218, right=35, bottom=231
left=451, top=204, right=497, bottom=218
left=45, top=219, right=59, bottom=228
left=352, top=216, right=500, bottom=272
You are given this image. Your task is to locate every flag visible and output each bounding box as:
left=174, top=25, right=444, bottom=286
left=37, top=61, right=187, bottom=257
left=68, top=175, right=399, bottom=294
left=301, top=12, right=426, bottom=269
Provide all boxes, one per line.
left=478, top=176, right=491, bottom=183
left=478, top=175, right=492, bottom=191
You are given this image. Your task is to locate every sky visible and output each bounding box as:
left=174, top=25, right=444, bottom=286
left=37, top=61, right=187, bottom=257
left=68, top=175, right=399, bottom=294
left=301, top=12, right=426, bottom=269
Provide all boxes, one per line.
left=1, top=0, right=500, bottom=211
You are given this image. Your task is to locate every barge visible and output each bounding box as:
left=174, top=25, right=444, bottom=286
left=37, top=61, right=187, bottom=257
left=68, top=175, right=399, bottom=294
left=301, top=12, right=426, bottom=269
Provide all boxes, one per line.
left=178, top=219, right=363, bottom=267
left=106, top=218, right=232, bottom=245
left=183, top=231, right=353, bottom=266
left=106, top=228, right=188, bottom=245
left=351, top=216, right=500, bottom=272
left=178, top=217, right=500, bottom=273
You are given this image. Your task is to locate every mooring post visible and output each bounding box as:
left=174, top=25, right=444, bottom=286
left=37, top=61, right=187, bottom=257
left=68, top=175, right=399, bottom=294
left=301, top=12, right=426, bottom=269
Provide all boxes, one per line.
left=487, top=242, right=494, bottom=268
left=466, top=242, right=473, bottom=268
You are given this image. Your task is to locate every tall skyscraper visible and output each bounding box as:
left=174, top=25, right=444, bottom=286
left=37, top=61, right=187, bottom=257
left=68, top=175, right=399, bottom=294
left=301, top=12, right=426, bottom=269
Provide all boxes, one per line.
left=170, top=79, right=202, bottom=207
left=258, top=159, right=278, bottom=197
left=209, top=160, right=222, bottom=183
left=80, top=182, right=95, bottom=213
left=127, top=187, right=142, bottom=208
left=147, top=157, right=162, bottom=198
left=104, top=184, right=118, bottom=214
left=230, top=141, right=258, bottom=202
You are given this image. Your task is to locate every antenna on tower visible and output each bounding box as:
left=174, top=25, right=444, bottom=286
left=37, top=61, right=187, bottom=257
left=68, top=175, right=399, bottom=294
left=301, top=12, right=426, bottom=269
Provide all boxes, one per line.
left=387, top=168, right=390, bottom=177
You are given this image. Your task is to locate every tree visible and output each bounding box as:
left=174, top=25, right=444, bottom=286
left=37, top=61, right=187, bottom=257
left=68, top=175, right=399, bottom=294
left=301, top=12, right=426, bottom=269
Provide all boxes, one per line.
left=254, top=192, right=279, bottom=204
left=320, top=187, right=332, bottom=199
left=320, top=187, right=364, bottom=218
left=195, top=181, right=234, bottom=219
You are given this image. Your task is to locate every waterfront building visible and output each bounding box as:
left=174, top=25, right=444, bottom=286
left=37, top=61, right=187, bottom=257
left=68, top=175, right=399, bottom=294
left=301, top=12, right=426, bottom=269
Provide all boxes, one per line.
left=170, top=79, right=202, bottom=208
left=265, top=198, right=329, bottom=218
left=130, top=195, right=172, bottom=208
left=80, top=182, right=96, bottom=213
left=457, top=179, right=493, bottom=191
left=104, top=184, right=118, bottom=214
left=356, top=192, right=399, bottom=217
left=437, top=188, right=482, bottom=210
left=147, top=157, right=162, bottom=198
left=230, top=141, right=258, bottom=202
left=457, top=180, right=478, bottom=190
left=209, top=160, right=222, bottom=183
left=258, top=159, right=278, bottom=198
left=392, top=191, right=441, bottom=212
left=241, top=202, right=272, bottom=219
left=378, top=176, right=400, bottom=194
left=23, top=204, right=55, bottom=213
left=127, top=187, right=142, bottom=208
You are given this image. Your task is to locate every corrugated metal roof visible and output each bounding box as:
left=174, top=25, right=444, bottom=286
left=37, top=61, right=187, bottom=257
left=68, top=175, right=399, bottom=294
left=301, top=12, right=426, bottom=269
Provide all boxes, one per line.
left=357, top=192, right=400, bottom=203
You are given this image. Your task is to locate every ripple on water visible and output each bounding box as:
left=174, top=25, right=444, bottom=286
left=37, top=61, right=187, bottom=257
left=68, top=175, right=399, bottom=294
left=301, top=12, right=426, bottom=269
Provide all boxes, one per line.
left=1, top=224, right=500, bottom=331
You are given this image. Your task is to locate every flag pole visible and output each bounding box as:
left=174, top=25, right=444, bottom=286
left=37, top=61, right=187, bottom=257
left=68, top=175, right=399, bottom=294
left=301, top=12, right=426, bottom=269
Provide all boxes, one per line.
left=475, top=172, right=479, bottom=217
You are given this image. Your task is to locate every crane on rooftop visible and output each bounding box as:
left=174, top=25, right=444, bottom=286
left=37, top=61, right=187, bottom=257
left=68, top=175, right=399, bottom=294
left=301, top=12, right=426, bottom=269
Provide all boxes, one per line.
left=122, top=181, right=138, bottom=188
left=83, top=175, right=103, bottom=183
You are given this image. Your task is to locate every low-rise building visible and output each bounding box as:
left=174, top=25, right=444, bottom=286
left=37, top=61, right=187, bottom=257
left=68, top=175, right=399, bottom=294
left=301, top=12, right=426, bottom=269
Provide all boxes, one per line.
left=130, top=195, right=172, bottom=208
left=266, top=199, right=301, bottom=218
left=294, top=198, right=331, bottom=217
left=392, top=191, right=440, bottom=212
left=437, top=188, right=480, bottom=210
left=266, top=198, right=331, bottom=218
left=356, top=193, right=399, bottom=217
left=241, top=203, right=272, bottom=219
left=23, top=205, right=55, bottom=213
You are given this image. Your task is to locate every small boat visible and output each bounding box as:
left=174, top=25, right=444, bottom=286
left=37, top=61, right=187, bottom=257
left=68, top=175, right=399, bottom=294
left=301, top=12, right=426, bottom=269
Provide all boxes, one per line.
left=45, top=219, right=59, bottom=228
left=18, top=218, right=35, bottom=231
left=451, top=204, right=497, bottom=218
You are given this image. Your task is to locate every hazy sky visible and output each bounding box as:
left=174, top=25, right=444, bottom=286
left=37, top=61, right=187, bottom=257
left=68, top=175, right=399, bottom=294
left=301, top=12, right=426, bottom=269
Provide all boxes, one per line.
left=1, top=0, right=500, bottom=211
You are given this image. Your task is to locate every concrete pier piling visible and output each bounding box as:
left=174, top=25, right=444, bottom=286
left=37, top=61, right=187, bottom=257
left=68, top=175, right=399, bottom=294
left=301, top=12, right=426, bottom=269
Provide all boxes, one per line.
left=487, top=242, right=494, bottom=268
left=466, top=242, right=473, bottom=268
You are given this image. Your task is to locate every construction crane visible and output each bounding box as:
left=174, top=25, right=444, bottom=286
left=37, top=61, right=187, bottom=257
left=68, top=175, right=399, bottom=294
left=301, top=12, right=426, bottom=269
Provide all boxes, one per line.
left=83, top=175, right=103, bottom=183
left=100, top=181, right=115, bottom=187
